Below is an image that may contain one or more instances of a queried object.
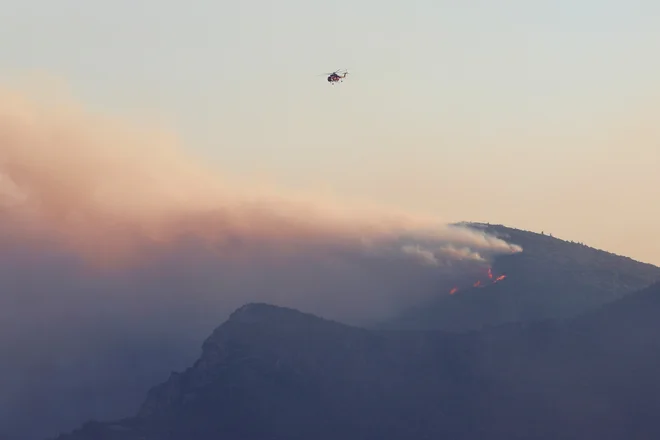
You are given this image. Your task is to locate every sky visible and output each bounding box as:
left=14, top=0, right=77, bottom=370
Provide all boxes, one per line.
left=1, top=0, right=659, bottom=264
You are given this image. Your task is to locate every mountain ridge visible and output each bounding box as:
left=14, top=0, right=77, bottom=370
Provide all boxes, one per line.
left=37, top=223, right=660, bottom=440
left=381, top=222, right=660, bottom=331
left=52, top=280, right=660, bottom=439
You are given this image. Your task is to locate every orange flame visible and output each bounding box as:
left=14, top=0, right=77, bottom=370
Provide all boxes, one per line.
left=447, top=267, right=507, bottom=295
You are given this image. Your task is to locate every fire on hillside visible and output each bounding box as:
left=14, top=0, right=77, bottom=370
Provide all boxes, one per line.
left=449, top=266, right=507, bottom=295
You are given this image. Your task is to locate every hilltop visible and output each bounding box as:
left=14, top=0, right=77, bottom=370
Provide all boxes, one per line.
left=14, top=222, right=660, bottom=440
left=380, top=223, right=660, bottom=331
left=53, top=281, right=660, bottom=439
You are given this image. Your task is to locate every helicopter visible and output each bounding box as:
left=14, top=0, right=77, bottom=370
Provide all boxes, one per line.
left=324, top=69, right=349, bottom=85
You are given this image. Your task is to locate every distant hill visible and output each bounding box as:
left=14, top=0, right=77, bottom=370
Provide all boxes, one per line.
left=380, top=223, right=660, bottom=331
left=32, top=222, right=660, bottom=440
left=52, top=282, right=660, bottom=439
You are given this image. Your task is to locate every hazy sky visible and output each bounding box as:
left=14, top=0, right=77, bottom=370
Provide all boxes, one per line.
left=1, top=0, right=659, bottom=264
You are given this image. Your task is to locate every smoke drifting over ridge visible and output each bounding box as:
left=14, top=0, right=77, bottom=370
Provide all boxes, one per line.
left=0, top=84, right=521, bottom=439
left=0, top=84, right=520, bottom=289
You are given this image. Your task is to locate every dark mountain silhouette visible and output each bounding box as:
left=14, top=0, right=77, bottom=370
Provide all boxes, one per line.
left=17, top=222, right=659, bottom=440
left=53, top=282, right=660, bottom=440
left=381, top=223, right=660, bottom=331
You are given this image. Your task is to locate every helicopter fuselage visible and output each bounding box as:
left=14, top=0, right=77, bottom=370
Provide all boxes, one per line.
left=327, top=73, right=345, bottom=83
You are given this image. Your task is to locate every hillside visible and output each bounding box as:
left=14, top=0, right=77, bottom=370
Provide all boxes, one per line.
left=380, top=223, right=660, bottom=331
left=53, top=283, right=660, bottom=439
left=24, top=222, right=660, bottom=440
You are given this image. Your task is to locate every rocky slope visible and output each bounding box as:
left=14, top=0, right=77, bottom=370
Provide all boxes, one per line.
left=53, top=282, right=660, bottom=439
left=22, top=222, right=660, bottom=440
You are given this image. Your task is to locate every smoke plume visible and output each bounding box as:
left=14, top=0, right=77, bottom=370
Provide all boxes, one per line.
left=0, top=83, right=521, bottom=439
